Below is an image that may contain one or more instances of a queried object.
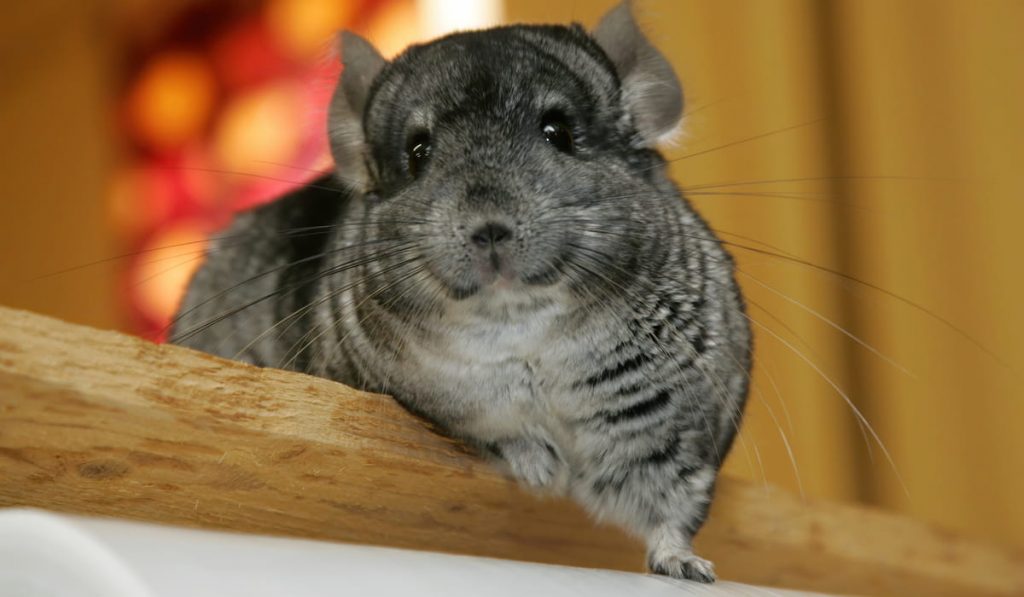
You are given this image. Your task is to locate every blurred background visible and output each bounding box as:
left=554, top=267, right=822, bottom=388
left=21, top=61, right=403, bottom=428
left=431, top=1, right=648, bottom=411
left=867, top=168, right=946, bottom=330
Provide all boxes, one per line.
left=1, top=0, right=1021, bottom=556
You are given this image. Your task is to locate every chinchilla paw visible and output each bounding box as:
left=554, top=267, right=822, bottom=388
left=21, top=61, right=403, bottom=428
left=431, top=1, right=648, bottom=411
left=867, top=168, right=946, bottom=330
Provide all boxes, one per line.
left=648, top=551, right=716, bottom=584
left=497, top=437, right=568, bottom=494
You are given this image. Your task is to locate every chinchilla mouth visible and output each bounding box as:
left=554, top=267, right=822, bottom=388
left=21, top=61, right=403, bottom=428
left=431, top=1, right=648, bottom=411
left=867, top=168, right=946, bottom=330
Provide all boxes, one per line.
left=431, top=251, right=569, bottom=301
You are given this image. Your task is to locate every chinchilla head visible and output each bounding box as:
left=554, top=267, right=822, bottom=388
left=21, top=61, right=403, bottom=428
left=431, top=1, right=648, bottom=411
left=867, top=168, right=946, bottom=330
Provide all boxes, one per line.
left=328, top=2, right=684, bottom=309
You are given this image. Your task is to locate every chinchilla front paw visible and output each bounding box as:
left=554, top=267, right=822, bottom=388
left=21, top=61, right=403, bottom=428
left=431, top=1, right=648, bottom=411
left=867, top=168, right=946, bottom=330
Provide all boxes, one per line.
left=646, top=522, right=716, bottom=583
left=648, top=551, right=716, bottom=584
left=491, top=436, right=569, bottom=494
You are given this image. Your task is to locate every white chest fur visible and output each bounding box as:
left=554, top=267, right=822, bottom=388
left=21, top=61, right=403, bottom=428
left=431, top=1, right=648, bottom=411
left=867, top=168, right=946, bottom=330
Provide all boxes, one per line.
left=404, top=285, right=579, bottom=443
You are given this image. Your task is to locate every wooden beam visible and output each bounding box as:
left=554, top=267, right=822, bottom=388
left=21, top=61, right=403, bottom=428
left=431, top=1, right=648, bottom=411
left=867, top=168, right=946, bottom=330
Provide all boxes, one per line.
left=0, top=305, right=1020, bottom=596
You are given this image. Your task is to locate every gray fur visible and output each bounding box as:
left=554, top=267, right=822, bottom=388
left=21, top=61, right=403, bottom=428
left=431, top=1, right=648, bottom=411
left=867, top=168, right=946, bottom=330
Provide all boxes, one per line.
left=172, top=2, right=751, bottom=583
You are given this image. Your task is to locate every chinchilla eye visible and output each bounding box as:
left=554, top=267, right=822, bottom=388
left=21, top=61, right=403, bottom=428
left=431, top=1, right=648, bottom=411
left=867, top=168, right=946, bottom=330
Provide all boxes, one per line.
left=541, top=111, right=574, bottom=154
left=406, top=131, right=432, bottom=178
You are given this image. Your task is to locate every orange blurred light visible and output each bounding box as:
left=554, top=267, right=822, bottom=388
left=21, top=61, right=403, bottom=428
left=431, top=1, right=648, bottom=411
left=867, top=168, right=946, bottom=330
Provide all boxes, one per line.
left=131, top=223, right=209, bottom=325
left=127, top=52, right=217, bottom=152
left=108, top=169, right=161, bottom=237
left=266, top=0, right=358, bottom=59
left=365, top=0, right=420, bottom=58
left=214, top=83, right=304, bottom=174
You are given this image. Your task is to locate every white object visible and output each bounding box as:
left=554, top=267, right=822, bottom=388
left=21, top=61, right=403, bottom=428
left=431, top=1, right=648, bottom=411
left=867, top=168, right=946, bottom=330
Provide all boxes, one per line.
left=418, top=0, right=504, bottom=38
left=0, top=508, right=826, bottom=597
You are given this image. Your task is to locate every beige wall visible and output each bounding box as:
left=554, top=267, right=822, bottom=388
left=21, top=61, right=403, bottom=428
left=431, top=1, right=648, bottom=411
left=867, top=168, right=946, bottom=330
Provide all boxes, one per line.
left=0, top=2, right=120, bottom=330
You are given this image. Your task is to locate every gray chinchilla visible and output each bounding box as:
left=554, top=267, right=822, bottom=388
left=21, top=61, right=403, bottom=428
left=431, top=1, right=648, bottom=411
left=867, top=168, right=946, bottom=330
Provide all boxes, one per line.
left=172, top=2, right=751, bottom=582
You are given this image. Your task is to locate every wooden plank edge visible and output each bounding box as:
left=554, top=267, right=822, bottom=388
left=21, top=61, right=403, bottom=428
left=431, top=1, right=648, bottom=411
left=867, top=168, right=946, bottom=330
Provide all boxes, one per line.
left=0, top=305, right=1021, bottom=596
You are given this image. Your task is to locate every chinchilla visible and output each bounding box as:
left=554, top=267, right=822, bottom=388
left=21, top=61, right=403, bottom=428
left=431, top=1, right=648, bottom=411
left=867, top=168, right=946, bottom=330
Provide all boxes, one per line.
left=171, top=1, right=751, bottom=582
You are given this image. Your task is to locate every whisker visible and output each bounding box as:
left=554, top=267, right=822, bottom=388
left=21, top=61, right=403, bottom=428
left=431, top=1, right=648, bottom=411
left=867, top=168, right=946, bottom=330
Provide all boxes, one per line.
left=759, top=352, right=796, bottom=435
left=710, top=228, right=800, bottom=259
left=258, top=251, right=424, bottom=366
left=169, top=241, right=416, bottom=344
left=737, top=269, right=915, bottom=378
left=687, top=189, right=858, bottom=208
left=564, top=221, right=901, bottom=376
left=162, top=166, right=338, bottom=191
left=167, top=237, right=412, bottom=334
left=663, top=118, right=824, bottom=165
left=752, top=354, right=805, bottom=500
left=31, top=221, right=401, bottom=281
left=685, top=174, right=959, bottom=192
left=723, top=241, right=1015, bottom=374
left=555, top=218, right=1011, bottom=374
left=283, top=260, right=427, bottom=371
left=747, top=314, right=910, bottom=499
left=130, top=252, right=207, bottom=291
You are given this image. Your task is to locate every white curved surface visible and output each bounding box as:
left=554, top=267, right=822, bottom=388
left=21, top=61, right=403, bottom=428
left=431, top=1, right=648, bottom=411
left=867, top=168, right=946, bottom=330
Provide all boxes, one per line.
left=0, top=508, right=826, bottom=597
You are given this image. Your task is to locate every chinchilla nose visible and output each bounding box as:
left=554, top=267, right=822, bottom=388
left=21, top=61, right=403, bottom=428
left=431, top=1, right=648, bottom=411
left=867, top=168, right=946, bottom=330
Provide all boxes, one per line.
left=469, top=222, right=512, bottom=249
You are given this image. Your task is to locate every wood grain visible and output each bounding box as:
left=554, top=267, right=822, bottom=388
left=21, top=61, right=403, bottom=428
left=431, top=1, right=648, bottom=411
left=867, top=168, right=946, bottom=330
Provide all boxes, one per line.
left=0, top=305, right=1020, bottom=596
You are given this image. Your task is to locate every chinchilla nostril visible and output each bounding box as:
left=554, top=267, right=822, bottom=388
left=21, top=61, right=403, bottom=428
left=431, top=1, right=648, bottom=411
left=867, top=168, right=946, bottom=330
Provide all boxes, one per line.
left=470, top=222, right=512, bottom=248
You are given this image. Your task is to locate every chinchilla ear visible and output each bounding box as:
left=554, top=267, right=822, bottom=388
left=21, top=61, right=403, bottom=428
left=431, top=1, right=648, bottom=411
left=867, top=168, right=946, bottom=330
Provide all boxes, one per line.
left=328, top=31, right=387, bottom=190
left=593, top=1, right=683, bottom=146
